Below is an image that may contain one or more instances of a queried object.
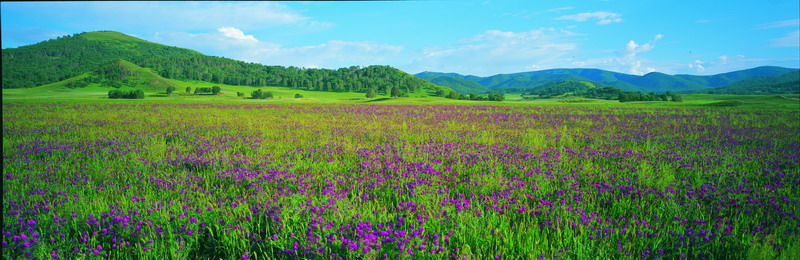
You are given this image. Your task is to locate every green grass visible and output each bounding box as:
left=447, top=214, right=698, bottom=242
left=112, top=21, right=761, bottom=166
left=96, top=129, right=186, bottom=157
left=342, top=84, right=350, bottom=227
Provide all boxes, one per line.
left=79, top=31, right=151, bottom=43
left=2, top=98, right=799, bottom=259
left=4, top=80, right=800, bottom=112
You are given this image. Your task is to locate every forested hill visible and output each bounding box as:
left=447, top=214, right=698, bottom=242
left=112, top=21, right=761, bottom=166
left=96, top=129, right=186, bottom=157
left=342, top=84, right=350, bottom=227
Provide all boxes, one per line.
left=417, top=66, right=799, bottom=94
left=2, top=31, right=444, bottom=96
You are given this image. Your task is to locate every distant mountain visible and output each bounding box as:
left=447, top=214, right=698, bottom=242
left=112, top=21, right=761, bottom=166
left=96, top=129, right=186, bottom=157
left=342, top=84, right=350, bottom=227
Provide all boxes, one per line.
left=416, top=67, right=799, bottom=94
left=701, top=71, right=800, bottom=95
left=415, top=72, right=489, bottom=94
left=2, top=31, right=447, bottom=97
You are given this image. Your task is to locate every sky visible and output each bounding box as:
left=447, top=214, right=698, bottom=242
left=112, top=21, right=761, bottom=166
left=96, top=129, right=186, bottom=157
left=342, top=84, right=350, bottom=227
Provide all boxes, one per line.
left=2, top=0, right=799, bottom=76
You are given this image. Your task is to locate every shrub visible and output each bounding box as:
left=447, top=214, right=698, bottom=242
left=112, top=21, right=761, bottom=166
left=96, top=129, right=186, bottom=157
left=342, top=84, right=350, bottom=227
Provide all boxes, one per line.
left=251, top=89, right=273, bottom=99
left=108, top=89, right=144, bottom=99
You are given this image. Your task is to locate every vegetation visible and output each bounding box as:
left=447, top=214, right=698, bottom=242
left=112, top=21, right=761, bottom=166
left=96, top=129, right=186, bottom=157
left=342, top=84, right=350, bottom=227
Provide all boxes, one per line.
left=415, top=72, right=490, bottom=94
left=619, top=91, right=682, bottom=102
left=192, top=86, right=221, bottom=95
left=107, top=89, right=144, bottom=99
left=416, top=67, right=798, bottom=94
left=2, top=31, right=448, bottom=99
left=444, top=91, right=504, bottom=101
left=250, top=89, right=273, bottom=99
left=3, top=102, right=798, bottom=259
left=703, top=71, right=800, bottom=95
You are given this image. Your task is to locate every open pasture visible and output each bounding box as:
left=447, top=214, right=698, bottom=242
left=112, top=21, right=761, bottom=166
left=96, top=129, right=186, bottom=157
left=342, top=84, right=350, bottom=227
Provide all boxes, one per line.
left=2, top=102, right=799, bottom=259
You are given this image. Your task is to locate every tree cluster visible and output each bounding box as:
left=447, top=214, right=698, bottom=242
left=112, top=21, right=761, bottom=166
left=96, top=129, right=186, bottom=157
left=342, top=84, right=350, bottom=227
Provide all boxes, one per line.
left=193, top=86, right=221, bottom=95
left=578, top=87, right=621, bottom=100
left=251, top=89, right=274, bottom=99
left=445, top=91, right=504, bottom=101
left=619, top=91, right=682, bottom=102
left=108, top=89, right=144, bottom=99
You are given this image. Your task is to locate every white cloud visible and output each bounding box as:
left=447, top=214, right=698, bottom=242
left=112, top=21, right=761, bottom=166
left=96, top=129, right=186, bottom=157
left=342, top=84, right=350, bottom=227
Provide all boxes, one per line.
left=614, top=34, right=662, bottom=75
left=757, top=19, right=800, bottom=29
left=150, top=28, right=404, bottom=69
left=411, top=28, right=581, bottom=76
left=218, top=27, right=258, bottom=41
left=688, top=60, right=705, bottom=72
left=770, top=30, right=800, bottom=47
left=556, top=11, right=622, bottom=25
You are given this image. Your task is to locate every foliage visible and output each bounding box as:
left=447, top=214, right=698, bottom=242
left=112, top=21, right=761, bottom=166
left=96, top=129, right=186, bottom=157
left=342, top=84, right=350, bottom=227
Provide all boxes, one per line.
left=294, top=93, right=303, bottom=98
left=166, top=86, right=176, bottom=95
left=416, top=73, right=489, bottom=94
left=704, top=71, right=800, bottom=95
left=250, top=89, right=273, bottom=99
left=365, top=88, right=377, bottom=98
left=107, top=89, right=144, bottom=99
left=193, top=87, right=213, bottom=95
left=417, top=67, right=797, bottom=93
left=578, top=86, right=621, bottom=100
left=619, top=91, right=682, bottom=102
left=2, top=31, right=446, bottom=99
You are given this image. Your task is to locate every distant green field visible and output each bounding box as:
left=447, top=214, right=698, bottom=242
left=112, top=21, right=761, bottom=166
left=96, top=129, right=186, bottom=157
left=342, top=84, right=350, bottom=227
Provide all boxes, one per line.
left=4, top=80, right=799, bottom=110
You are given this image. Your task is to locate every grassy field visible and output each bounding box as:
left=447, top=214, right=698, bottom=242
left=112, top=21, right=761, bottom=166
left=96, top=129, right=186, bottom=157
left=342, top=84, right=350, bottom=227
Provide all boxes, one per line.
left=3, top=88, right=800, bottom=259
left=4, top=80, right=799, bottom=109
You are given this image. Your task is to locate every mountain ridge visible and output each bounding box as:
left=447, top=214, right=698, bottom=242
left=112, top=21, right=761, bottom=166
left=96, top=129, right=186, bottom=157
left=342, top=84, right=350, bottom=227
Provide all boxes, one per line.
left=416, top=66, right=799, bottom=94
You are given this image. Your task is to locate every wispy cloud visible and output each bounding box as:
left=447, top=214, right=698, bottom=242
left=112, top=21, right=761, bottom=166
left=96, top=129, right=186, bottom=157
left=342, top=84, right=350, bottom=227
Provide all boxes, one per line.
left=770, top=30, right=800, bottom=47
left=757, top=19, right=800, bottom=29
left=547, top=7, right=574, bottom=13
left=83, top=2, right=330, bottom=32
left=151, top=27, right=403, bottom=69
left=556, top=11, right=623, bottom=25
left=411, top=28, right=581, bottom=76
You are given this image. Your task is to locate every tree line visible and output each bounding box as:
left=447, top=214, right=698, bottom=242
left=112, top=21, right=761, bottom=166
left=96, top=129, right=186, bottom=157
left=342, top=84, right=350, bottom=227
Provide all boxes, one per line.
left=3, top=32, right=445, bottom=98
left=619, top=91, right=682, bottom=102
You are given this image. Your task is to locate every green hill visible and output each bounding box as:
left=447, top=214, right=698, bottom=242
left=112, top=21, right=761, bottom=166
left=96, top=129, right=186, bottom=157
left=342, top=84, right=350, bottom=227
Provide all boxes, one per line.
left=703, top=71, right=800, bottom=95
left=2, top=31, right=447, bottom=98
left=416, top=67, right=798, bottom=94
left=55, top=59, right=179, bottom=91
left=415, top=72, right=489, bottom=94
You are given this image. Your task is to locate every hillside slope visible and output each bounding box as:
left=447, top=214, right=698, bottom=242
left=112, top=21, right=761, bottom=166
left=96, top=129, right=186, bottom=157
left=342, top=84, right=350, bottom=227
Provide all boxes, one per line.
left=417, top=67, right=799, bottom=93
left=2, top=31, right=447, bottom=97
left=704, top=71, right=800, bottom=94
left=415, top=72, right=489, bottom=94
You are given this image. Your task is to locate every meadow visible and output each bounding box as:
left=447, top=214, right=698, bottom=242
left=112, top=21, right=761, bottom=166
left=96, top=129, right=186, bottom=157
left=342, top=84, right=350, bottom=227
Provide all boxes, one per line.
left=2, top=99, right=799, bottom=259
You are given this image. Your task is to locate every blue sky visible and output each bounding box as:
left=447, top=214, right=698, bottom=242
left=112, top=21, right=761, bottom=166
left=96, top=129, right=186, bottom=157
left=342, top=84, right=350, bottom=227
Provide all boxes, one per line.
left=2, top=1, right=798, bottom=76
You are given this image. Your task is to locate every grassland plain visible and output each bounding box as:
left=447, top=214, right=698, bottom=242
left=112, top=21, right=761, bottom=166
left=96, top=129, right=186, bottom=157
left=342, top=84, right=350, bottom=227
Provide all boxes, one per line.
left=2, top=95, right=799, bottom=259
